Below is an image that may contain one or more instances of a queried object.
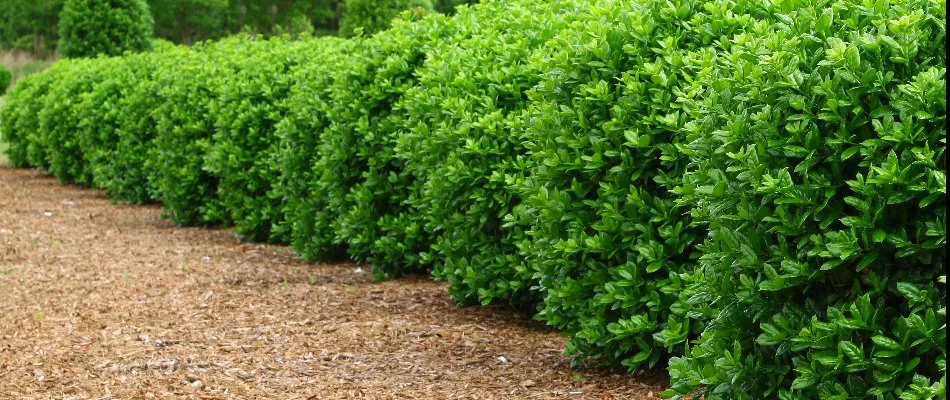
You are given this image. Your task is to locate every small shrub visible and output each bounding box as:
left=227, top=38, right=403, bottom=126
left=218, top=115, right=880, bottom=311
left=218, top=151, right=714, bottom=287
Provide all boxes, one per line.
left=0, top=64, right=11, bottom=95
left=36, top=60, right=106, bottom=184
left=1, top=68, right=62, bottom=169
left=0, top=72, right=51, bottom=166
left=58, top=0, right=154, bottom=58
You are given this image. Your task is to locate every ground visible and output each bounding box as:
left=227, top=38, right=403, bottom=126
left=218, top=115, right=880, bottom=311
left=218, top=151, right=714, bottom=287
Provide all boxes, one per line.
left=0, top=166, right=665, bottom=399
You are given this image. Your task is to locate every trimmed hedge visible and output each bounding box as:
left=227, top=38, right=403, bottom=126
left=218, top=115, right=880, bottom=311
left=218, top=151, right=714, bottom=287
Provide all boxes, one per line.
left=0, top=69, right=57, bottom=167
left=305, top=12, right=449, bottom=277
left=78, top=49, right=169, bottom=203
left=518, top=0, right=723, bottom=371
left=0, top=0, right=943, bottom=398
left=145, top=43, right=224, bottom=225
left=275, top=37, right=354, bottom=260
left=40, top=58, right=108, bottom=185
left=204, top=37, right=323, bottom=242
left=395, top=0, right=591, bottom=307
left=665, top=1, right=947, bottom=398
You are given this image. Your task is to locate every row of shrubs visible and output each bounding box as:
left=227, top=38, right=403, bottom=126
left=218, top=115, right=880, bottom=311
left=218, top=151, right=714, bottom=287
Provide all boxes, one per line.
left=1, top=0, right=945, bottom=398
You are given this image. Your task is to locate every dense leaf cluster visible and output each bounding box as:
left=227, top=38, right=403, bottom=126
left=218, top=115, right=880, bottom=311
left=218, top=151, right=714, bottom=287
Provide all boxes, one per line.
left=1, top=0, right=944, bottom=398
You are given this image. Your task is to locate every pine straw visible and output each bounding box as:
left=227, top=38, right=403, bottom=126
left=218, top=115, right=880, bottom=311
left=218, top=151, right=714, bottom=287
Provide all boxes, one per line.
left=0, top=167, right=666, bottom=399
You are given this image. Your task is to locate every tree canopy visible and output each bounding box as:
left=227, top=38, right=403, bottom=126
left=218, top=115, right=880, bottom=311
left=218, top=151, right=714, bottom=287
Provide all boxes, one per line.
left=1, top=0, right=476, bottom=56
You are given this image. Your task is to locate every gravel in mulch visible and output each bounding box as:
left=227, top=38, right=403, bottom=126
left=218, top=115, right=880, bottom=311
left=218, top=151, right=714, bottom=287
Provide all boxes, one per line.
left=0, top=167, right=666, bottom=399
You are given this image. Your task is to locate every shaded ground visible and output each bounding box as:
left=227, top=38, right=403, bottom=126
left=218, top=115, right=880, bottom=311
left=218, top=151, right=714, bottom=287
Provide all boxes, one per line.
left=0, top=166, right=665, bottom=399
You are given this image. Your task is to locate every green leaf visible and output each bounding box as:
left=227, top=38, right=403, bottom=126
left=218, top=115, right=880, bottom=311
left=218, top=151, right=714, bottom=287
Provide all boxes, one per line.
left=815, top=12, right=832, bottom=33
left=838, top=341, right=863, bottom=361
left=872, top=229, right=887, bottom=243
left=792, top=366, right=818, bottom=389
left=897, top=282, right=924, bottom=303
left=856, top=251, right=879, bottom=271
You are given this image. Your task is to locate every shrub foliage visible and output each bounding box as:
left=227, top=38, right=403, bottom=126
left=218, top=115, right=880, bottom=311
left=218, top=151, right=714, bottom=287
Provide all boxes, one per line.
left=666, top=1, right=947, bottom=398
left=0, top=65, right=10, bottom=95
left=0, top=0, right=944, bottom=398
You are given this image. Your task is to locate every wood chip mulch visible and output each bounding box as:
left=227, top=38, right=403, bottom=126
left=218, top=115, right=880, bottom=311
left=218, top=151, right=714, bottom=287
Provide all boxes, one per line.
left=0, top=166, right=666, bottom=399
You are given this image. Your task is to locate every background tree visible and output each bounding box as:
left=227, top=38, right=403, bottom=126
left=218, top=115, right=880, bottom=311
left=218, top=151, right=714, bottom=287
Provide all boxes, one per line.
left=433, top=0, right=476, bottom=14
left=1, top=0, right=478, bottom=57
left=0, top=0, right=63, bottom=57
left=338, top=0, right=432, bottom=37
left=58, top=0, right=154, bottom=58
left=224, top=0, right=341, bottom=38
left=149, top=0, right=228, bottom=45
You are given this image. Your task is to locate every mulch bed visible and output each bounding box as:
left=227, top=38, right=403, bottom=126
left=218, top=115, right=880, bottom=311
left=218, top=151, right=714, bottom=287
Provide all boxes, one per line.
left=0, top=166, right=665, bottom=399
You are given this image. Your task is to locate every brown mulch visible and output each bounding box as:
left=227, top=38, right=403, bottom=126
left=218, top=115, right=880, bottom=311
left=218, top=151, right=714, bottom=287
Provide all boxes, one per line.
left=0, top=166, right=666, bottom=399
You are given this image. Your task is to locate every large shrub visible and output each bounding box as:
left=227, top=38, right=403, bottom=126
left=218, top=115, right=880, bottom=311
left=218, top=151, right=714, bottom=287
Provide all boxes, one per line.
left=666, top=0, right=946, bottom=398
left=338, top=0, right=433, bottom=37
left=58, top=0, right=154, bottom=58
left=0, top=64, right=11, bottom=95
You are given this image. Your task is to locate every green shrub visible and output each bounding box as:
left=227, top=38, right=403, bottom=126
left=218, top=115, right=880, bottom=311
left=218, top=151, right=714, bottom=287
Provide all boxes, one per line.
left=145, top=43, right=224, bottom=225
left=0, top=64, right=11, bottom=95
left=37, top=59, right=107, bottom=184
left=394, top=0, right=588, bottom=308
left=0, top=71, right=54, bottom=166
left=78, top=50, right=168, bottom=203
left=303, top=13, right=450, bottom=277
left=275, top=38, right=356, bottom=259
left=58, top=0, right=154, bottom=58
left=14, top=66, right=64, bottom=170
left=517, top=0, right=743, bottom=372
left=205, top=36, right=342, bottom=242
left=339, top=0, right=433, bottom=37
left=666, top=1, right=947, bottom=398
left=0, top=1, right=944, bottom=398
